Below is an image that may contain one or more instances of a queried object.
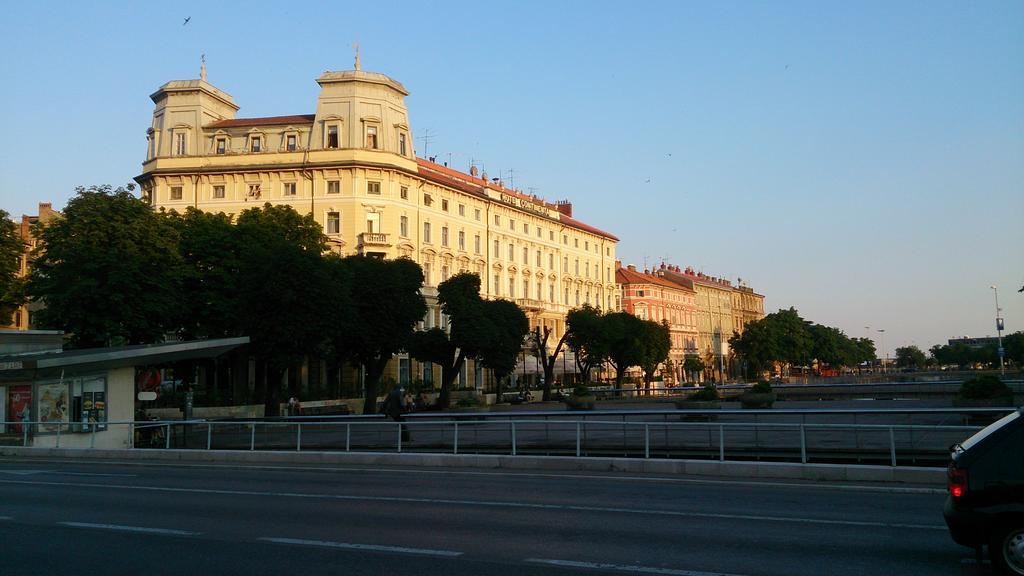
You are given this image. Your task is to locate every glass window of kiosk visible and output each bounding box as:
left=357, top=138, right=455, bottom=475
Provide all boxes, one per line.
left=71, top=377, right=107, bottom=431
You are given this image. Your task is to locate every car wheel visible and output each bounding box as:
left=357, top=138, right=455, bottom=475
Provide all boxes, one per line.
left=992, top=524, right=1024, bottom=576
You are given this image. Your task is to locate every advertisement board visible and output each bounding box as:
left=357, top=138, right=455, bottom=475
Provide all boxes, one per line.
left=8, top=385, right=32, bottom=434
left=37, top=382, right=69, bottom=432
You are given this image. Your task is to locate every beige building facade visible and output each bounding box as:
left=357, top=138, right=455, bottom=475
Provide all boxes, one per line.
left=135, top=64, right=618, bottom=391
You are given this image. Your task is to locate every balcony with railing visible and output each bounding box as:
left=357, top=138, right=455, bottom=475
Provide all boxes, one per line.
left=357, top=232, right=390, bottom=247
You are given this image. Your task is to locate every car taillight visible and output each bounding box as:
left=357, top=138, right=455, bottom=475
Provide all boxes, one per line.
left=948, top=465, right=968, bottom=498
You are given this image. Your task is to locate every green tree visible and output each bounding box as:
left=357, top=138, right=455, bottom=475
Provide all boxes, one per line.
left=604, top=311, right=645, bottom=390
left=1003, top=332, right=1024, bottom=366
left=532, top=322, right=570, bottom=401
left=408, top=273, right=490, bottom=409
left=233, top=204, right=331, bottom=416
left=0, top=210, right=25, bottom=325
left=683, top=355, right=705, bottom=382
left=637, top=319, right=671, bottom=393
left=730, top=308, right=814, bottom=378
left=894, top=345, right=926, bottom=369
left=28, top=185, right=183, bottom=347
left=478, top=299, right=530, bottom=402
left=564, top=304, right=608, bottom=384
left=173, top=208, right=243, bottom=340
left=333, top=256, right=426, bottom=415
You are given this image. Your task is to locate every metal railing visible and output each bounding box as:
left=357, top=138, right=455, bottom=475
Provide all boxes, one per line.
left=4, top=408, right=1013, bottom=467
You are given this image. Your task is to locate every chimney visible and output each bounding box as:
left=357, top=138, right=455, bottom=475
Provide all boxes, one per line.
left=555, top=200, right=573, bottom=217
left=615, top=260, right=622, bottom=270
left=627, top=264, right=636, bottom=272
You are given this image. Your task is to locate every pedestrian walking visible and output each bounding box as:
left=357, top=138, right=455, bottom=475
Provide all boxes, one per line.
left=384, top=387, right=410, bottom=442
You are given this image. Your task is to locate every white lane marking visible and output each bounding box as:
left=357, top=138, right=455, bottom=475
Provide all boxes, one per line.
left=0, top=479, right=946, bottom=530
left=259, top=537, right=462, bottom=557
left=59, top=521, right=199, bottom=536
left=525, top=558, right=747, bottom=576
left=0, top=469, right=135, bottom=478
left=0, top=458, right=946, bottom=494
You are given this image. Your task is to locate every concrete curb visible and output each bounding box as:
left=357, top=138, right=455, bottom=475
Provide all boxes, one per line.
left=0, top=447, right=946, bottom=486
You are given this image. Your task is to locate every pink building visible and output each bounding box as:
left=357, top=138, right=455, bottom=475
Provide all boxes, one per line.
left=615, top=263, right=699, bottom=384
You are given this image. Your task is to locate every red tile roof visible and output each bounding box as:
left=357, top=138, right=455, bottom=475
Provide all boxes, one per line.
left=207, top=114, right=315, bottom=128
left=416, top=158, right=619, bottom=242
left=616, top=267, right=692, bottom=291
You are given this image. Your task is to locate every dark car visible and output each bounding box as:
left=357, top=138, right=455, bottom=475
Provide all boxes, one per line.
left=944, top=407, right=1024, bottom=575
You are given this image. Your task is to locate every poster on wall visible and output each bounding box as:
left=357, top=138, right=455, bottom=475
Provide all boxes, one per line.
left=8, top=385, right=32, bottom=435
left=94, top=391, right=106, bottom=431
left=37, top=383, right=69, bottom=432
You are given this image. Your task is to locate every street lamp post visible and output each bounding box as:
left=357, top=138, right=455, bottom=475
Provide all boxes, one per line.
left=877, top=329, right=886, bottom=374
left=991, top=286, right=1005, bottom=376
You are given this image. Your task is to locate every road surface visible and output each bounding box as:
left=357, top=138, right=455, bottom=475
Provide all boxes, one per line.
left=0, top=456, right=985, bottom=575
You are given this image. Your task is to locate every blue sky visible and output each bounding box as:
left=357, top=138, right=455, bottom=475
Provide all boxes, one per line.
left=1, top=1, right=1021, bottom=356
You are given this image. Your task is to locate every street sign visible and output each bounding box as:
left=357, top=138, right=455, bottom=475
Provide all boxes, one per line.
left=996, top=318, right=1004, bottom=331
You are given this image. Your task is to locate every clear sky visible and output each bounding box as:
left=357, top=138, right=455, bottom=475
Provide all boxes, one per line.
left=1, top=1, right=1021, bottom=357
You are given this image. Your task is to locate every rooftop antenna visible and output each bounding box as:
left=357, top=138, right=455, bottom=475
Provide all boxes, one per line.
left=352, top=41, right=361, bottom=70
left=417, top=128, right=435, bottom=159
left=505, top=168, right=518, bottom=190
left=527, top=186, right=539, bottom=196
left=200, top=54, right=207, bottom=81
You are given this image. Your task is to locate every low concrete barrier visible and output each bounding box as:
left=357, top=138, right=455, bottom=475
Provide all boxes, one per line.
left=0, top=446, right=946, bottom=486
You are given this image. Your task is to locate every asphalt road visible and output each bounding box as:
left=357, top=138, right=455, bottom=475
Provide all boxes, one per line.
left=0, top=457, right=987, bottom=576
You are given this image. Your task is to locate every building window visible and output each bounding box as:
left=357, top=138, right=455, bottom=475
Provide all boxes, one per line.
left=326, top=212, right=340, bottom=234
left=549, top=231, right=554, bottom=241
left=399, top=133, right=407, bottom=156
left=508, top=244, right=514, bottom=261
left=575, top=259, right=579, bottom=275
left=250, top=136, right=261, bottom=153
left=458, top=230, right=465, bottom=250
left=400, top=215, right=409, bottom=237
left=283, top=182, right=297, bottom=196
left=424, top=193, right=433, bottom=207
left=247, top=184, right=262, bottom=198
left=458, top=204, right=465, bottom=216
left=423, top=262, right=432, bottom=285
left=441, top=226, right=449, bottom=247
left=327, top=180, right=340, bottom=194
left=474, top=208, right=481, bottom=221
left=174, top=132, right=187, bottom=155
left=537, top=226, right=542, bottom=238
left=536, top=250, right=542, bottom=266
left=215, top=137, right=226, bottom=154
left=549, top=284, right=555, bottom=302
left=494, top=274, right=501, bottom=295
left=365, top=126, right=378, bottom=149
left=606, top=247, right=611, bottom=256
left=522, top=247, right=528, bottom=263
left=400, top=186, right=408, bottom=200
left=548, top=254, right=554, bottom=269
left=523, top=223, right=528, bottom=234
left=423, top=222, right=432, bottom=243
left=523, top=279, right=530, bottom=298
left=509, top=219, right=515, bottom=231
left=213, top=185, right=225, bottom=199
left=574, top=238, right=579, bottom=248
left=442, top=265, right=450, bottom=281
left=170, top=186, right=182, bottom=200
left=563, top=256, right=568, bottom=271
left=494, top=215, right=500, bottom=226
left=442, top=199, right=449, bottom=212
left=423, top=362, right=433, bottom=385
left=509, top=278, right=515, bottom=297
left=537, top=281, right=543, bottom=300
left=585, top=241, right=589, bottom=251
left=474, top=235, right=481, bottom=254
left=286, top=134, right=297, bottom=151
left=366, top=212, right=380, bottom=233
left=367, top=181, right=381, bottom=195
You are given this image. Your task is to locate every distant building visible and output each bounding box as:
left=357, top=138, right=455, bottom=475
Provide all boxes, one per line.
left=947, top=337, right=1000, bottom=349
left=615, top=263, right=698, bottom=384
left=135, top=61, right=618, bottom=393
left=1, top=202, right=60, bottom=331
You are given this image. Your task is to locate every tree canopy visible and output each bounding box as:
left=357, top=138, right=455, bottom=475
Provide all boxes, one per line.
left=28, top=185, right=183, bottom=347
left=894, top=345, right=926, bottom=369
left=0, top=209, right=25, bottom=325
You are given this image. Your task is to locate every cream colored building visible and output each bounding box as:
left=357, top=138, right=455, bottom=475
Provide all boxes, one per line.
left=656, top=266, right=738, bottom=381
left=135, top=63, right=618, bottom=389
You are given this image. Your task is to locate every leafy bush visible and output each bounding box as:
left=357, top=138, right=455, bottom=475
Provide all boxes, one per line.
left=573, top=384, right=592, bottom=397
left=455, top=396, right=480, bottom=407
left=751, top=380, right=773, bottom=394
left=688, top=384, right=719, bottom=401
left=957, top=375, right=1012, bottom=400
